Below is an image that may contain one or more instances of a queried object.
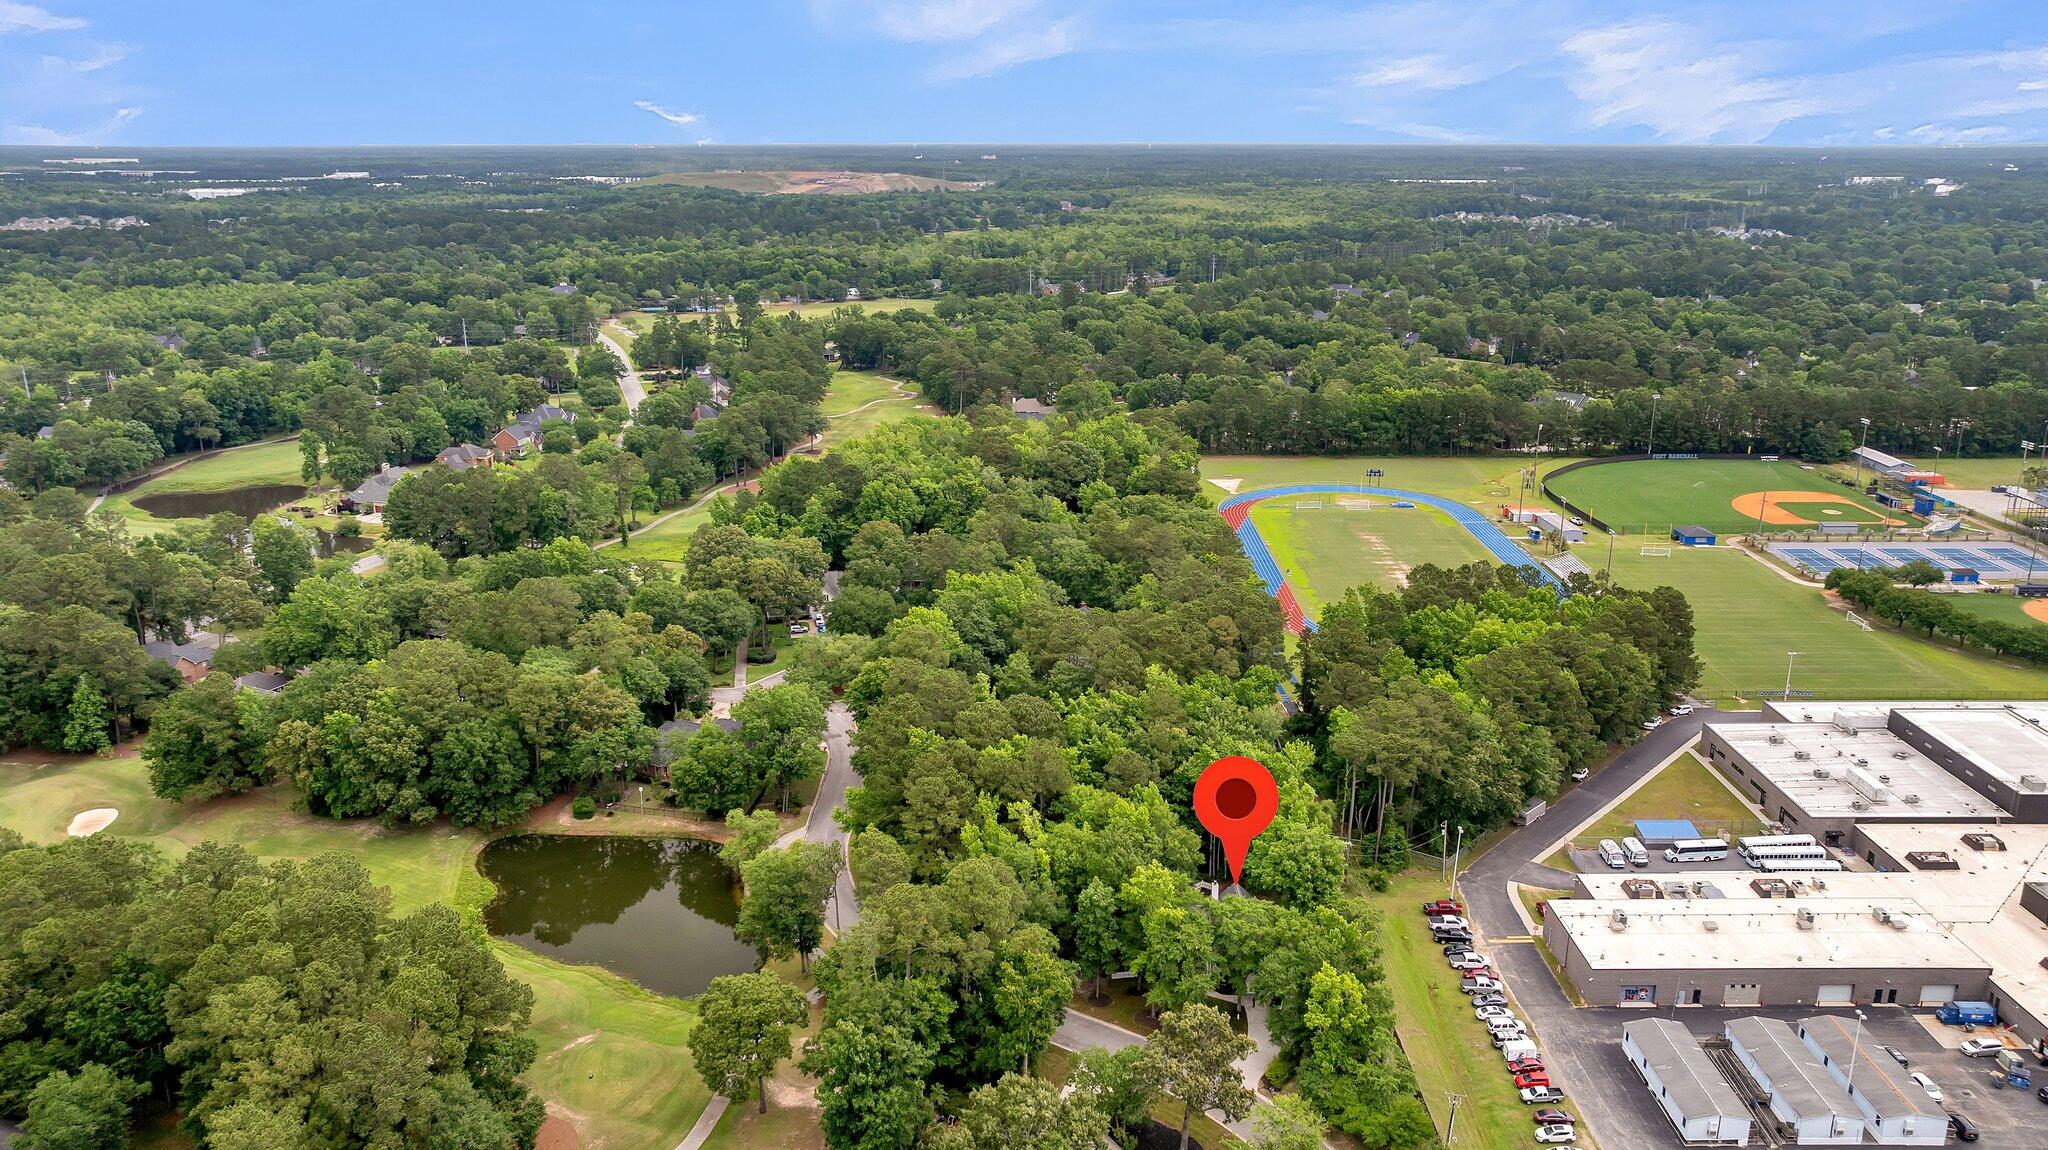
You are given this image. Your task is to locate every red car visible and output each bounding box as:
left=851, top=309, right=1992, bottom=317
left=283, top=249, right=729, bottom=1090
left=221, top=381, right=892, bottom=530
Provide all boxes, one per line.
left=1513, top=1071, right=1551, bottom=1090
left=1508, top=1058, right=1545, bottom=1074
left=1531, top=1109, right=1573, bottom=1125
left=1422, top=900, right=1465, bottom=916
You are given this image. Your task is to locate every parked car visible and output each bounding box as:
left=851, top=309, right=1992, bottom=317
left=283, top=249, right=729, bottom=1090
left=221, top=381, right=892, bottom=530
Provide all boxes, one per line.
left=787, top=620, right=809, bottom=637
left=1494, top=1029, right=1531, bottom=1049
left=1461, top=976, right=1504, bottom=995
left=1512, top=1071, right=1550, bottom=1090
left=1475, top=1005, right=1514, bottom=1023
left=1530, top=1109, right=1573, bottom=1125
left=1421, top=899, right=1465, bottom=916
left=1908, top=1072, right=1943, bottom=1102
left=1519, top=1086, right=1564, bottom=1105
left=1881, top=1045, right=1908, bottom=1068
left=1435, top=930, right=1474, bottom=946
left=1569, top=768, right=1590, bottom=782
left=1669, top=703, right=1694, bottom=715
left=1444, top=942, right=1480, bottom=958
left=1534, top=1125, right=1577, bottom=1144
left=1428, top=915, right=1470, bottom=931
left=1509, top=1058, right=1546, bottom=1075
left=1641, top=716, right=1664, bottom=730
left=1959, top=1038, right=2005, bottom=1057
left=1567, top=515, right=1585, bottom=527
left=1949, top=1112, right=1980, bottom=1141
left=2038, top=1085, right=2048, bottom=1104
left=1472, top=993, right=1510, bottom=1008
left=1450, top=954, right=1493, bottom=971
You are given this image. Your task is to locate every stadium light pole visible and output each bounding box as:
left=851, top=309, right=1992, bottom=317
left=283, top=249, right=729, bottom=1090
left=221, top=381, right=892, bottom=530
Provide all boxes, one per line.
left=1783, top=651, right=1800, bottom=701
left=1853, top=416, right=1872, bottom=490
left=1646, top=393, right=1661, bottom=457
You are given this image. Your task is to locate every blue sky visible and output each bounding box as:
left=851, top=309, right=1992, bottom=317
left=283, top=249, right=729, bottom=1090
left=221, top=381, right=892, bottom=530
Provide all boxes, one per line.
left=4, top=0, right=2047, bottom=147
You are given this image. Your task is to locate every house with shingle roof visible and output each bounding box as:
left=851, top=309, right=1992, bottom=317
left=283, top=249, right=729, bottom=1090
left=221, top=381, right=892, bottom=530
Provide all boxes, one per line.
left=435, top=443, right=494, bottom=471
left=340, top=465, right=410, bottom=515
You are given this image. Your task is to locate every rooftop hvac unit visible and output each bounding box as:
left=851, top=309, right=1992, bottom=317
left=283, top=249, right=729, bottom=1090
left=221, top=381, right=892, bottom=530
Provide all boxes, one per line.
left=1798, top=908, right=1817, bottom=930
left=1852, top=800, right=1869, bottom=811
left=1878, top=774, right=1892, bottom=784
left=1768, top=734, right=1786, bottom=745
left=1902, top=794, right=1922, bottom=805
left=1891, top=917, right=1910, bottom=931
left=1893, top=751, right=1910, bottom=760
left=1874, top=907, right=1893, bottom=924
left=1856, top=757, right=1871, bottom=767
left=1703, top=919, right=1720, bottom=932
left=1813, top=767, right=1831, bottom=778
left=1610, top=909, right=1630, bottom=931
left=2020, top=775, right=2048, bottom=793
left=1794, top=750, right=1812, bottom=761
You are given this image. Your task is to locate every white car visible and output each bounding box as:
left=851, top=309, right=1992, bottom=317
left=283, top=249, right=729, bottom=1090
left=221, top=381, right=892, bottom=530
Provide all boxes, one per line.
left=1642, top=717, right=1664, bottom=730
left=1567, top=516, right=1585, bottom=527
left=1535, top=1125, right=1577, bottom=1145
left=1669, top=703, right=1694, bottom=715
left=1450, top=953, right=1493, bottom=971
left=1958, top=1037, right=2005, bottom=1057
left=1519, top=1086, right=1565, bottom=1105
left=1475, top=1005, right=1514, bottom=1022
left=1429, top=915, right=1471, bottom=931
left=1909, top=1071, right=1943, bottom=1102
left=1570, top=768, right=1590, bottom=782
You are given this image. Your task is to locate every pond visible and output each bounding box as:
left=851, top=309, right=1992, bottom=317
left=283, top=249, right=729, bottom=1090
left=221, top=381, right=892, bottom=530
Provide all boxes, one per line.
left=131, top=483, right=306, bottom=520
left=476, top=834, right=758, bottom=998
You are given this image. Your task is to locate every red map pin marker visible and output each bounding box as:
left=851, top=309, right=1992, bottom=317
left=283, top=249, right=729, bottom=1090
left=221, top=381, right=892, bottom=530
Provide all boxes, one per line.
left=1193, top=755, right=1278, bottom=887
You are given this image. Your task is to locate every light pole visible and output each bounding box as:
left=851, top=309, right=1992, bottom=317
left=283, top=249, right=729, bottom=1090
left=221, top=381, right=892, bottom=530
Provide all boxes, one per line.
left=1450, top=825, right=1466, bottom=891
left=1783, top=651, right=1800, bottom=701
left=1853, top=417, right=1872, bottom=490
left=1845, top=1009, right=1868, bottom=1113
left=1519, top=423, right=1544, bottom=522
left=1647, top=392, right=1662, bottom=457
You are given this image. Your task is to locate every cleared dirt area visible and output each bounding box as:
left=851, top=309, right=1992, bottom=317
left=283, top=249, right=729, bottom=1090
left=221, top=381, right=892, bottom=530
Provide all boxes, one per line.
left=637, top=170, right=974, bottom=194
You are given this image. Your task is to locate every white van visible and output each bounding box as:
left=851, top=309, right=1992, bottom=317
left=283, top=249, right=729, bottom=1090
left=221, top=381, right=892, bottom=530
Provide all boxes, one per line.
left=1597, top=839, right=1627, bottom=869
left=1622, top=837, right=1650, bottom=868
left=1499, top=1038, right=1539, bottom=1064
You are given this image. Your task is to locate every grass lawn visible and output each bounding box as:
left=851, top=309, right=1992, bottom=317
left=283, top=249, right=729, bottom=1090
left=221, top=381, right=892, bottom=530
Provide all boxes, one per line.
left=699, top=1004, right=826, bottom=1150
left=618, top=505, right=713, bottom=563
left=1601, top=544, right=2048, bottom=705
left=1913, top=456, right=2030, bottom=490
left=1940, top=591, right=2048, bottom=631
left=759, top=298, right=938, bottom=321
left=1552, top=752, right=1767, bottom=865
left=98, top=438, right=307, bottom=535
left=0, top=748, right=716, bottom=1150
left=1548, top=458, right=1902, bottom=536
left=1362, top=869, right=1573, bottom=1148
left=821, top=368, right=903, bottom=417
left=1249, top=499, right=1493, bottom=615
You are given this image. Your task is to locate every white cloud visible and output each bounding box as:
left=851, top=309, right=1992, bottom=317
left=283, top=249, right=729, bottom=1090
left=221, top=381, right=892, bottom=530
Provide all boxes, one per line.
left=0, top=2, right=84, bottom=34
left=2021, top=79, right=2048, bottom=92
left=1873, top=125, right=1894, bottom=139
left=925, top=17, right=1076, bottom=82
left=1561, top=21, right=1832, bottom=143
left=1352, top=54, right=1492, bottom=92
left=874, top=0, right=1042, bottom=43
left=2, top=104, right=139, bottom=145
left=634, top=100, right=701, bottom=127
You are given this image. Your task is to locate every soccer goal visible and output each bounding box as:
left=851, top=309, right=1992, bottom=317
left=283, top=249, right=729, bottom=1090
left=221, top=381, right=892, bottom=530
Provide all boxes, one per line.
left=1294, top=499, right=1323, bottom=511
left=1845, top=610, right=1874, bottom=632
left=1639, top=544, right=1673, bottom=557
left=1336, top=498, right=1374, bottom=510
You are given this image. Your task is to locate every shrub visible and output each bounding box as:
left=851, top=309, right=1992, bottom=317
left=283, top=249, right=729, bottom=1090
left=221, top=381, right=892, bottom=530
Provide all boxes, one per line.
left=571, top=796, right=597, bottom=820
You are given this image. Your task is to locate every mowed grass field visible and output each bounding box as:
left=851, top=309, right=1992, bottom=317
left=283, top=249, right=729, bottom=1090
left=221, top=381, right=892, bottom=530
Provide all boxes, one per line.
left=1914, top=456, right=2031, bottom=490
left=1249, top=499, right=1493, bottom=615
left=1365, top=870, right=1574, bottom=1148
left=1941, top=591, right=2048, bottom=631
left=98, top=437, right=305, bottom=534
left=0, top=748, right=712, bottom=1150
left=1548, top=458, right=1901, bottom=536
left=1201, top=454, right=1558, bottom=507
left=1601, top=544, right=2048, bottom=704
left=1562, top=752, right=1768, bottom=857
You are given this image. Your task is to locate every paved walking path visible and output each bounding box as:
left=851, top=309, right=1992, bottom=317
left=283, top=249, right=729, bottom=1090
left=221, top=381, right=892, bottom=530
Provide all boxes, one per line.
left=671, top=1095, right=727, bottom=1150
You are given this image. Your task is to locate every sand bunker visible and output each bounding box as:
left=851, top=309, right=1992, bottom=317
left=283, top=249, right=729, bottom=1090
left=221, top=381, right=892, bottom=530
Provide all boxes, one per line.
left=1729, top=490, right=1904, bottom=527
left=66, top=808, right=117, bottom=836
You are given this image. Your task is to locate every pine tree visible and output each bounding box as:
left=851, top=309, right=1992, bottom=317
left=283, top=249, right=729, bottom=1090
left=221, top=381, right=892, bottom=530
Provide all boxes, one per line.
left=63, top=674, right=111, bottom=754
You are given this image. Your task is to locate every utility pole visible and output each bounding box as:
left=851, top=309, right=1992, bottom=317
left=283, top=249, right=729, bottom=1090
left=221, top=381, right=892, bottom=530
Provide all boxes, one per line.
left=1449, top=826, right=1465, bottom=890
left=1647, top=392, right=1662, bottom=456
left=1438, top=821, right=1449, bottom=883
left=1853, top=416, right=1871, bottom=489
left=1445, top=1093, right=1465, bottom=1146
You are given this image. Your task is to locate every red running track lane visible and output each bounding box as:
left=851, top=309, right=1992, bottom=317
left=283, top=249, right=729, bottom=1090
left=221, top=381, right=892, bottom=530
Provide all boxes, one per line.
left=1275, top=583, right=1308, bottom=634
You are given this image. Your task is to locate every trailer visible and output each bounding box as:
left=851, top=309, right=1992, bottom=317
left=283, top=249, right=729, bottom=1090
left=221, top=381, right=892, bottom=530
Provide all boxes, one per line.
left=1936, top=1001, right=1999, bottom=1027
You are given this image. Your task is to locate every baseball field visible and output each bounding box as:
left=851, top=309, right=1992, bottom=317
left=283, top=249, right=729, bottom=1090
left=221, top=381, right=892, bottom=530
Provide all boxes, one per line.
left=1548, top=458, right=1908, bottom=536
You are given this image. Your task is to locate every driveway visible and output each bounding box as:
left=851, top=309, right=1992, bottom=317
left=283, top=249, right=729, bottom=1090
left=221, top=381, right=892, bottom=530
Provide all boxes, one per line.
left=595, top=325, right=647, bottom=415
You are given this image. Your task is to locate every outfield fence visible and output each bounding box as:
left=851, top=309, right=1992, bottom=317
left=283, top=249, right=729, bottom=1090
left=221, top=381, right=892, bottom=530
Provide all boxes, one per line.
left=1540, top=452, right=1818, bottom=537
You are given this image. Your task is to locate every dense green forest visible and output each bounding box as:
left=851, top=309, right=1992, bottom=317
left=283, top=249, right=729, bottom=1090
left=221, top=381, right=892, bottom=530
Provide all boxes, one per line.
left=0, top=144, right=2023, bottom=1149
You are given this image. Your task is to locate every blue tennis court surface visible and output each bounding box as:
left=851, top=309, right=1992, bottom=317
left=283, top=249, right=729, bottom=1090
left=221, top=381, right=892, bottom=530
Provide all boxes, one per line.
left=1767, top=540, right=2048, bottom=579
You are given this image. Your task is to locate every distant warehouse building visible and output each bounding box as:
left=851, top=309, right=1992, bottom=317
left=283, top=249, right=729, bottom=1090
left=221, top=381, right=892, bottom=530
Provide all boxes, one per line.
left=1852, top=445, right=1943, bottom=486
left=1620, top=1018, right=1751, bottom=1146
left=1724, top=1016, right=1863, bottom=1145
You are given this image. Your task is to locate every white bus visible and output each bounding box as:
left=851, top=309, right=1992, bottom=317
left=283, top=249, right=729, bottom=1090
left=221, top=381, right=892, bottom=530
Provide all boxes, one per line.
left=1741, top=844, right=1829, bottom=866
left=1597, top=839, right=1627, bottom=869
left=1664, top=838, right=1730, bottom=864
left=1755, top=857, right=1844, bottom=874
left=1737, top=834, right=1816, bottom=853
left=1621, top=837, right=1651, bottom=867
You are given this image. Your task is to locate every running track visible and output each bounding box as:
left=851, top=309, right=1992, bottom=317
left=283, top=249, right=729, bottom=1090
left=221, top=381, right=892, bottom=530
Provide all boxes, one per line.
left=1218, top=484, right=1561, bottom=633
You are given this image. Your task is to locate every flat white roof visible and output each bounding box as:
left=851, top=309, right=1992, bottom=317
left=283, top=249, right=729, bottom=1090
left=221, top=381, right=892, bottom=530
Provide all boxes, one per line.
left=1893, top=705, right=2048, bottom=792
left=1726, top=1016, right=1860, bottom=1123
left=1799, top=1014, right=1944, bottom=1119
left=1624, top=1018, right=1748, bottom=1121
left=1550, top=898, right=1988, bottom=972
left=1710, top=722, right=2007, bottom=820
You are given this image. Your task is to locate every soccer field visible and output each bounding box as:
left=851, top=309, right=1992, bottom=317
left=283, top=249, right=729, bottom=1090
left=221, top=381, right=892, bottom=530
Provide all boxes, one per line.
left=1602, top=545, right=2048, bottom=703
left=1249, top=498, right=1494, bottom=614
left=1549, top=458, right=1906, bottom=535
